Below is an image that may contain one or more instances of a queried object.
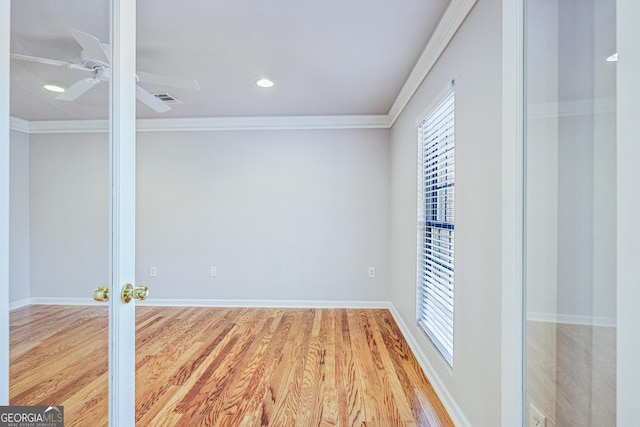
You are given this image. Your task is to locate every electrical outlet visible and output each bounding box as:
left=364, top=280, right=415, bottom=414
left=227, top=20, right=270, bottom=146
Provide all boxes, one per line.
left=149, top=266, right=157, bottom=278
left=209, top=266, right=218, bottom=277
left=529, top=403, right=547, bottom=427
left=368, top=267, right=376, bottom=278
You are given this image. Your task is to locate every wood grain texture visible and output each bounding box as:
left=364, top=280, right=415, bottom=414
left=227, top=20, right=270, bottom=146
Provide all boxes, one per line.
left=10, top=306, right=453, bottom=426
left=526, top=320, right=616, bottom=427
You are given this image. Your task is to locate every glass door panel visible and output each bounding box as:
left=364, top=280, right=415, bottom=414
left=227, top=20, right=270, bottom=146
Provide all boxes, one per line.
left=9, top=0, right=111, bottom=423
left=524, top=0, right=617, bottom=425
left=134, top=4, right=204, bottom=422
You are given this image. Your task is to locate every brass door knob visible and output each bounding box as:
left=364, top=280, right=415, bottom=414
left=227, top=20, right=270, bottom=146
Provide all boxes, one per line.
left=93, top=286, right=110, bottom=302
left=121, top=283, right=149, bottom=303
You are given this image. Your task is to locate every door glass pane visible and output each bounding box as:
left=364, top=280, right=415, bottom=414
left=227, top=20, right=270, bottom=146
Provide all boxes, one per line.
left=524, top=0, right=616, bottom=426
left=135, top=2, right=201, bottom=422
left=9, top=1, right=110, bottom=424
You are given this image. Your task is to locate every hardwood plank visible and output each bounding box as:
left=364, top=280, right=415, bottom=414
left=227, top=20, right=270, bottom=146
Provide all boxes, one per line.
left=174, top=309, right=267, bottom=425
left=338, top=309, right=371, bottom=426
left=262, top=309, right=315, bottom=427
left=372, top=309, right=451, bottom=426
left=318, top=308, right=338, bottom=426
left=10, top=306, right=454, bottom=426
left=293, top=309, right=326, bottom=426
left=210, top=310, right=283, bottom=426
left=360, top=310, right=414, bottom=425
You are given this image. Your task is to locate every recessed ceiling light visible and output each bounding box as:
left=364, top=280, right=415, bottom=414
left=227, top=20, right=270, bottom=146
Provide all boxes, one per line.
left=43, top=84, right=65, bottom=93
left=256, top=78, right=274, bottom=88
left=606, top=53, right=618, bottom=62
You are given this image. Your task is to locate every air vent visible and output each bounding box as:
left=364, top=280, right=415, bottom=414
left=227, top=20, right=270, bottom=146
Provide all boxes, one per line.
left=153, top=93, right=183, bottom=105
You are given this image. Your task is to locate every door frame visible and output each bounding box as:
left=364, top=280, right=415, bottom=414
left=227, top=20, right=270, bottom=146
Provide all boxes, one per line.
left=501, top=0, right=640, bottom=425
left=615, top=1, right=640, bottom=425
left=109, top=0, right=137, bottom=424
left=501, top=0, right=525, bottom=424
left=1, top=0, right=10, bottom=407
left=0, top=0, right=139, bottom=422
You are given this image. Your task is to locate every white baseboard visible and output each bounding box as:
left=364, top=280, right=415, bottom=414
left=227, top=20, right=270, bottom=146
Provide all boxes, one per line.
left=12, top=297, right=391, bottom=310
left=527, top=312, right=616, bottom=328
left=9, top=299, right=30, bottom=310
left=28, top=297, right=103, bottom=306
left=387, top=304, right=471, bottom=427
left=137, top=298, right=392, bottom=309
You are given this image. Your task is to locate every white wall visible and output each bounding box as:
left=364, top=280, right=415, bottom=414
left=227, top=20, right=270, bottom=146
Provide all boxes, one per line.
left=389, top=0, right=502, bottom=425
left=29, top=132, right=110, bottom=298
left=136, top=129, right=389, bottom=301
left=9, top=130, right=30, bottom=303
left=27, top=128, right=390, bottom=303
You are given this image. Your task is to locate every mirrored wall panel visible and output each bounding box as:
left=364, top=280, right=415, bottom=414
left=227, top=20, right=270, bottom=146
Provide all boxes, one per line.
left=10, top=1, right=110, bottom=423
left=525, top=0, right=617, bottom=426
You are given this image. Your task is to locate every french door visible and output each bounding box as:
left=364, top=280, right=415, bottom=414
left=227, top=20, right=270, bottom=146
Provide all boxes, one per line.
left=1, top=0, right=9, bottom=407
left=517, top=0, right=640, bottom=426
left=109, top=0, right=138, bottom=424
left=1, top=0, right=139, bottom=424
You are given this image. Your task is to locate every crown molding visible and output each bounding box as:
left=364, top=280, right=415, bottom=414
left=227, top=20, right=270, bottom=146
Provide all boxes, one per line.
left=136, top=115, right=391, bottom=132
left=387, top=0, right=477, bottom=126
left=9, top=116, right=30, bottom=134
left=11, top=115, right=391, bottom=134
left=16, top=119, right=108, bottom=134
left=527, top=97, right=616, bottom=119
left=9, top=0, right=474, bottom=134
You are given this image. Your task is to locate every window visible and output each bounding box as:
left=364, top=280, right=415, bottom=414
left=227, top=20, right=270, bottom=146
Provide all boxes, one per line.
left=416, top=83, right=455, bottom=367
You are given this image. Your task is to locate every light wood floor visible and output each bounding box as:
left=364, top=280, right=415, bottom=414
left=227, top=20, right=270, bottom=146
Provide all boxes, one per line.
left=10, top=305, right=453, bottom=426
left=526, top=321, right=616, bottom=427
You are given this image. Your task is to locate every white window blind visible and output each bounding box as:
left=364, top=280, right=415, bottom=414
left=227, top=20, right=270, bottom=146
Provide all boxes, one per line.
left=417, top=84, right=455, bottom=366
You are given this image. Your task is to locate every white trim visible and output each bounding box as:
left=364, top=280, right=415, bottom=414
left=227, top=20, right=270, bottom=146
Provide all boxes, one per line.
left=0, top=0, right=10, bottom=403
left=9, top=299, right=30, bottom=310
left=136, top=115, right=391, bottom=132
left=387, top=304, right=471, bottom=427
left=527, top=97, right=616, bottom=119
left=12, top=115, right=391, bottom=134
left=388, top=0, right=477, bottom=126
left=501, top=0, right=525, bottom=425
left=526, top=312, right=616, bottom=328
left=28, top=297, right=104, bottom=306
left=415, top=81, right=455, bottom=127
left=26, top=119, right=109, bottom=134
left=0, top=185, right=7, bottom=405
left=19, top=297, right=391, bottom=309
left=617, top=1, right=640, bottom=425
left=9, top=116, right=30, bottom=134
left=137, top=299, right=391, bottom=308
left=109, top=0, right=138, bottom=424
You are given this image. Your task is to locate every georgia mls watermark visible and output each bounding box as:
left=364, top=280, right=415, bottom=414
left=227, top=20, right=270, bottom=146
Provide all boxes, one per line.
left=0, top=406, right=64, bottom=427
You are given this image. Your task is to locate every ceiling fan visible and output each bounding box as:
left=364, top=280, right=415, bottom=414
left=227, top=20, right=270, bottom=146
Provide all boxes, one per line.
left=10, top=29, right=200, bottom=113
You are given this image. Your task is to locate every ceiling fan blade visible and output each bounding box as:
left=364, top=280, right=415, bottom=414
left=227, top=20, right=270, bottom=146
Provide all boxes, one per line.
left=136, top=71, right=200, bottom=91
left=69, top=29, right=111, bottom=66
left=56, top=78, right=100, bottom=101
left=10, top=53, right=83, bottom=69
left=136, top=85, right=171, bottom=113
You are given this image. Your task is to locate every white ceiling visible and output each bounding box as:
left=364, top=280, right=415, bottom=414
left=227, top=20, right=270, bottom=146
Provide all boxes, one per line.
left=10, top=0, right=451, bottom=121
